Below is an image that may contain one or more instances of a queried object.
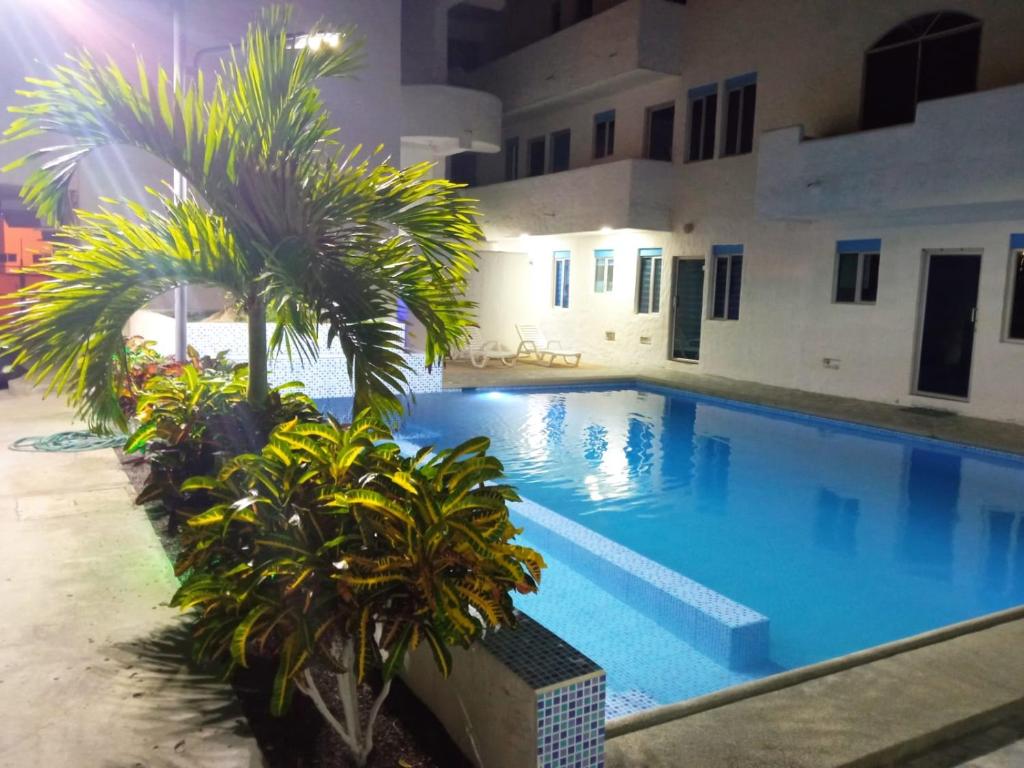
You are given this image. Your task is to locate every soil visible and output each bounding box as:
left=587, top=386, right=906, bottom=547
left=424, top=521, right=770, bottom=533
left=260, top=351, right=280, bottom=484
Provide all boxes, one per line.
left=115, top=449, right=473, bottom=768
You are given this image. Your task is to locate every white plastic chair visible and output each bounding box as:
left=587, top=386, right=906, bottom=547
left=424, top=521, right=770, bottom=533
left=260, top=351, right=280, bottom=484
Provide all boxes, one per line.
left=515, top=324, right=582, bottom=367
left=468, top=340, right=518, bottom=368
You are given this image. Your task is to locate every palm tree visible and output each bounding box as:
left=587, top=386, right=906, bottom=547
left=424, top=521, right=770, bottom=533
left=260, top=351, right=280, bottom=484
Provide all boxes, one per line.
left=0, top=6, right=480, bottom=431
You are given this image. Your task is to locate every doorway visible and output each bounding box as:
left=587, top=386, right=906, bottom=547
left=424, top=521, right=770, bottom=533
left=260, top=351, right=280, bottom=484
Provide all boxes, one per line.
left=915, top=252, right=981, bottom=399
left=671, top=259, right=704, bottom=361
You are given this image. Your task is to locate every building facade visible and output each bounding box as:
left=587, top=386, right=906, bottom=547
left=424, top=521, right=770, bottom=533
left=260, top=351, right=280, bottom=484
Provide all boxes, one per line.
left=451, top=0, right=1024, bottom=424
left=1, top=1, right=1022, bottom=422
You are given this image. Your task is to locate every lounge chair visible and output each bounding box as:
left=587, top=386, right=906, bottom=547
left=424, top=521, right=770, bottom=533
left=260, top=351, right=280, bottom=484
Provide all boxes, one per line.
left=467, top=340, right=518, bottom=368
left=515, top=324, right=582, bottom=367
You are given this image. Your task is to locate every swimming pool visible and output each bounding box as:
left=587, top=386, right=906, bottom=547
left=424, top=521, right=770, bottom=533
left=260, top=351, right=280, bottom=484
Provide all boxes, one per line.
left=320, top=384, right=1024, bottom=718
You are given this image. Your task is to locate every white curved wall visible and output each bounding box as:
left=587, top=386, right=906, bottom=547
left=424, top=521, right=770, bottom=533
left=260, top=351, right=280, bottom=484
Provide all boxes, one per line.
left=401, top=84, right=503, bottom=155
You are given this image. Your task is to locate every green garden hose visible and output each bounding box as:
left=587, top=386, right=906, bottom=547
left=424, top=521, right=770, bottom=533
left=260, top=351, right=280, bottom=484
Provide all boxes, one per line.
left=10, top=431, right=125, bottom=452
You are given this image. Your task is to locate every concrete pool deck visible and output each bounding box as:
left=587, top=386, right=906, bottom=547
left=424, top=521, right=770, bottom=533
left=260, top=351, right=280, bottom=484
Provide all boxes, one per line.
left=443, top=360, right=1024, bottom=456
left=0, top=383, right=261, bottom=767
left=604, top=608, right=1024, bottom=767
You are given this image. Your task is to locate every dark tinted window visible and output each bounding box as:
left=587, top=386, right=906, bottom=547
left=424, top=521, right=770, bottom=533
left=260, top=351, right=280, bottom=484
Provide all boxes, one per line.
left=712, top=256, right=728, bottom=318
left=550, top=130, right=571, bottom=172
left=504, top=137, right=519, bottom=181
left=711, top=251, right=743, bottom=319
left=448, top=152, right=477, bottom=187
left=862, top=13, right=980, bottom=130
left=835, top=250, right=880, bottom=304
left=723, top=79, right=757, bottom=156
left=726, top=255, right=742, bottom=320
left=687, top=88, right=717, bottom=162
left=861, top=253, right=880, bottom=302
left=1009, top=249, right=1024, bottom=340
left=646, top=104, right=675, bottom=161
left=835, top=252, right=859, bottom=303
left=594, top=111, right=615, bottom=159
left=528, top=137, right=545, bottom=177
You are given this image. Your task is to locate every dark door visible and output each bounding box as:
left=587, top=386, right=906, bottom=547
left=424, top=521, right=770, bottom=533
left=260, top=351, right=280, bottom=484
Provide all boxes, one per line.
left=916, top=253, right=981, bottom=398
left=672, top=259, right=704, bottom=361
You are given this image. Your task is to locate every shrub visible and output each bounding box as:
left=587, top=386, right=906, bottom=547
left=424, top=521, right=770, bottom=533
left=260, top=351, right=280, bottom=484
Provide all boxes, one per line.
left=171, top=413, right=544, bottom=766
left=125, top=364, right=320, bottom=524
left=115, top=336, right=232, bottom=422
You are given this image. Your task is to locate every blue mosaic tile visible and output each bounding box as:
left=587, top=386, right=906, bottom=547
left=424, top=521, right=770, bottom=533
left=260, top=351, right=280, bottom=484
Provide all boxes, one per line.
left=512, top=498, right=770, bottom=670
left=515, top=531, right=770, bottom=720
left=536, top=675, right=605, bottom=768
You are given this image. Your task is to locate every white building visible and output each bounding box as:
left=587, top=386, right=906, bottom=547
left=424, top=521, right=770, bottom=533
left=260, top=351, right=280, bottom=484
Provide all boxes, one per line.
left=448, top=0, right=1024, bottom=424
left=2, top=1, right=1023, bottom=423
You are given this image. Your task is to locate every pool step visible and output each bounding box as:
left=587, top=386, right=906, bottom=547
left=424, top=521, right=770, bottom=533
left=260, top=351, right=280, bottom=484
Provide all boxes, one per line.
left=513, top=498, right=770, bottom=671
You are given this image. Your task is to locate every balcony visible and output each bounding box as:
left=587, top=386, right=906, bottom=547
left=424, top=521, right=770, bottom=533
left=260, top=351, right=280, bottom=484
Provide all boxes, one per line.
left=461, top=0, right=683, bottom=117
left=470, top=158, right=674, bottom=240
left=401, top=84, right=502, bottom=158
left=756, top=84, right=1024, bottom=222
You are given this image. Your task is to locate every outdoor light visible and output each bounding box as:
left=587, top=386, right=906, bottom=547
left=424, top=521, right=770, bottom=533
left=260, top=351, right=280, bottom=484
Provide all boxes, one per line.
left=599, top=226, right=613, bottom=234
left=292, top=32, right=342, bottom=51
left=519, top=232, right=530, bottom=239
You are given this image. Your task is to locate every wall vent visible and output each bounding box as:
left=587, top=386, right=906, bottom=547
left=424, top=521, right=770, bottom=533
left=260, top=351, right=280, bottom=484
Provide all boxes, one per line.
left=605, top=331, right=616, bottom=341
left=640, top=336, right=652, bottom=345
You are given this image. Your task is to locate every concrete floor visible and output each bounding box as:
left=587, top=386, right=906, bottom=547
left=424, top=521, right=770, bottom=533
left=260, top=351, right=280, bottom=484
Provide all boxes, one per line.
left=443, top=359, right=1024, bottom=455
left=602, top=617, right=1024, bottom=768
left=0, top=385, right=261, bottom=767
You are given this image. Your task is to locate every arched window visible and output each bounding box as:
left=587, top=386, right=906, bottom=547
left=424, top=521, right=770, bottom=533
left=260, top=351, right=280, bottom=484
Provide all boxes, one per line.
left=862, top=12, right=981, bottom=130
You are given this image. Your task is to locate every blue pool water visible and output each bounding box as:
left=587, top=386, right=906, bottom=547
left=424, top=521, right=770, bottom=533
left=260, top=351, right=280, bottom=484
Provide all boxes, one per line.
left=321, top=385, right=1024, bottom=716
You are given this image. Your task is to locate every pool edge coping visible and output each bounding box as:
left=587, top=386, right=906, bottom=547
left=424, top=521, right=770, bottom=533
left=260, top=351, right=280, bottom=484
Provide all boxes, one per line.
left=604, top=602, right=1024, bottom=740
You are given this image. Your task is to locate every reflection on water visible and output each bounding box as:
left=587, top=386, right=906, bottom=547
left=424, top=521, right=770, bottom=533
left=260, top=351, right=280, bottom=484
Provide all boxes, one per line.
left=899, top=448, right=961, bottom=580
left=320, top=386, right=1024, bottom=670
left=814, top=489, right=860, bottom=554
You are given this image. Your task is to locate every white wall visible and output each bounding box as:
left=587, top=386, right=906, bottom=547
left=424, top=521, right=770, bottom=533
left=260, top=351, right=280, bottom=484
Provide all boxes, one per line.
left=464, top=0, right=1024, bottom=424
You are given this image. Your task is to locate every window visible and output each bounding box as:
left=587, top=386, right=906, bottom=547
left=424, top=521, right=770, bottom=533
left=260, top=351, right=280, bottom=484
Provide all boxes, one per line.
left=550, top=129, right=571, bottom=173
left=448, top=39, right=481, bottom=72
left=710, top=244, right=743, bottom=320
left=834, top=239, right=881, bottom=304
left=722, top=73, right=757, bottom=156
left=577, top=0, right=593, bottom=22
left=686, top=84, right=717, bottom=162
left=593, top=110, right=615, bottom=159
left=528, top=136, right=546, bottom=177
left=447, top=152, right=477, bottom=187
left=645, top=103, right=675, bottom=162
left=504, top=137, right=519, bottom=181
left=1006, top=235, right=1024, bottom=341
left=594, top=249, right=614, bottom=293
left=637, top=248, right=662, bottom=314
left=554, top=251, right=571, bottom=308
left=862, top=12, right=981, bottom=130
left=551, top=1, right=562, bottom=32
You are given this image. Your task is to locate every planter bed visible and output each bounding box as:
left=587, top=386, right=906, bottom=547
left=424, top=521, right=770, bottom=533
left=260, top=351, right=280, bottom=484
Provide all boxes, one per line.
left=117, top=448, right=472, bottom=768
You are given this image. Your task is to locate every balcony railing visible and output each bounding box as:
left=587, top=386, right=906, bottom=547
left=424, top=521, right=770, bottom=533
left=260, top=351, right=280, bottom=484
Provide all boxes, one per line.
left=756, top=84, right=1024, bottom=222
left=470, top=158, right=675, bottom=239
left=461, top=0, right=683, bottom=117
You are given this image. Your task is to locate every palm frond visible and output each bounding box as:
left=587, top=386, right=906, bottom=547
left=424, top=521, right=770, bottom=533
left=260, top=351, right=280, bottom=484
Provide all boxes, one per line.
left=0, top=195, right=246, bottom=430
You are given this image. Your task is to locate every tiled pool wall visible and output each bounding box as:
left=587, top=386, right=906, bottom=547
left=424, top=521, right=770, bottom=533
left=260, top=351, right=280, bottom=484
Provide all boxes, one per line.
left=482, top=614, right=606, bottom=768
left=513, top=498, right=770, bottom=671
left=185, top=322, right=444, bottom=398
left=536, top=677, right=606, bottom=768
